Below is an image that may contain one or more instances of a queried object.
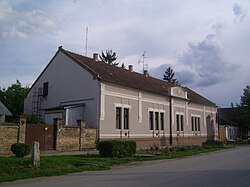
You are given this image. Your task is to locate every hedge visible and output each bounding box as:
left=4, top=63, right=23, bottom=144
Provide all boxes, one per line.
left=98, top=140, right=136, bottom=158
left=11, top=143, right=31, bottom=158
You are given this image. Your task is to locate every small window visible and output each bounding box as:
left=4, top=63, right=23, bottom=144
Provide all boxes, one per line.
left=180, top=115, right=184, bottom=131
left=195, top=117, right=198, bottom=131
left=155, top=112, right=159, bottom=130
left=149, top=111, right=154, bottom=130
left=116, top=107, right=121, bottom=129
left=160, top=113, right=164, bottom=130
left=43, top=82, right=49, bottom=96
left=124, top=108, right=129, bottom=130
left=177, top=114, right=184, bottom=132
left=176, top=114, right=180, bottom=131
left=198, top=117, right=201, bottom=131
left=191, top=116, right=194, bottom=131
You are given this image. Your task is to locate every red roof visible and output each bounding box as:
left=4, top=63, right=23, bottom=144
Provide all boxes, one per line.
left=61, top=47, right=217, bottom=108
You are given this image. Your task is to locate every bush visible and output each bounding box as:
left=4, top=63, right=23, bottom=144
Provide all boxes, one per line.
left=202, top=140, right=224, bottom=147
left=98, top=140, right=136, bottom=158
left=176, top=145, right=188, bottom=152
left=27, top=114, right=45, bottom=124
left=11, top=143, right=31, bottom=157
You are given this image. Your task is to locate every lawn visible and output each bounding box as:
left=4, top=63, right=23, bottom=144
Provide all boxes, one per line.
left=0, top=145, right=234, bottom=183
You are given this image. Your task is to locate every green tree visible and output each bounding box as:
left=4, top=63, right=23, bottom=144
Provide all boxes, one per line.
left=0, top=80, right=29, bottom=119
left=100, top=49, right=119, bottom=66
left=232, top=85, right=250, bottom=138
left=163, top=66, right=180, bottom=85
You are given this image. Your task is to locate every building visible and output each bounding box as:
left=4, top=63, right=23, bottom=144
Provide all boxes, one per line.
left=217, top=108, right=241, bottom=141
left=0, top=100, right=12, bottom=123
left=24, top=46, right=218, bottom=147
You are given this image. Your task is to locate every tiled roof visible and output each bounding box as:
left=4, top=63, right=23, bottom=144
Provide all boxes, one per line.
left=61, top=47, right=217, bottom=108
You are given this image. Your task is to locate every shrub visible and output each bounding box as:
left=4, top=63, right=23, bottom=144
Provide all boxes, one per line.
left=98, top=140, right=136, bottom=158
left=176, top=145, right=188, bottom=152
left=27, top=114, right=45, bottom=124
left=11, top=143, right=31, bottom=157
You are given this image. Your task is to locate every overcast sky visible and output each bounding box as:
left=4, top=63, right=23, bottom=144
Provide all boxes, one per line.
left=1, top=0, right=250, bottom=107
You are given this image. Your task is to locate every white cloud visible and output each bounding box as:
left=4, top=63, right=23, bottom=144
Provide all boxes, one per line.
left=0, top=0, right=57, bottom=41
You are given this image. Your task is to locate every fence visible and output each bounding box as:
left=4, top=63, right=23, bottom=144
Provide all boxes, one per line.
left=0, top=118, right=97, bottom=155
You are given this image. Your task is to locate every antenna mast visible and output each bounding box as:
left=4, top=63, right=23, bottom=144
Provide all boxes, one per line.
left=85, top=26, right=88, bottom=56
left=138, top=51, right=147, bottom=71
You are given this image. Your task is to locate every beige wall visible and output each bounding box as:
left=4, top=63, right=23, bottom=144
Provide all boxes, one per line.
left=99, top=83, right=218, bottom=147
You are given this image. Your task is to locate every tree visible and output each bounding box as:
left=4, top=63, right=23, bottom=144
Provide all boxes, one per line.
left=163, top=66, right=180, bottom=85
left=0, top=80, right=29, bottom=119
left=100, top=49, right=119, bottom=66
left=232, top=85, right=250, bottom=138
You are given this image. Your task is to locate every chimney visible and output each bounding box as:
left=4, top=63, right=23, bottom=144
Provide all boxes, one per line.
left=93, top=53, right=99, bottom=61
left=128, top=65, right=133, bottom=72
left=143, top=70, right=149, bottom=77
left=172, top=79, right=176, bottom=86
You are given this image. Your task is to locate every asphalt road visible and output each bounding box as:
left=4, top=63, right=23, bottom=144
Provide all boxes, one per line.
left=2, top=146, right=250, bottom=187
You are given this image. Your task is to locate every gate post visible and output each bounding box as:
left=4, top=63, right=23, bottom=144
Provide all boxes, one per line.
left=55, top=118, right=63, bottom=151
left=79, top=120, right=86, bottom=151
left=18, top=116, right=26, bottom=143
left=31, top=141, right=40, bottom=167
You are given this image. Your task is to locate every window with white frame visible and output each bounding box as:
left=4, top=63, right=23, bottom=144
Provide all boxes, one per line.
left=176, top=114, right=184, bottom=132
left=191, top=116, right=201, bottom=132
left=149, top=111, right=165, bottom=131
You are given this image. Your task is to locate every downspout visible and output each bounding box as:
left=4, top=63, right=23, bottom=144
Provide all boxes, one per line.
left=97, top=74, right=101, bottom=145
left=169, top=96, right=173, bottom=145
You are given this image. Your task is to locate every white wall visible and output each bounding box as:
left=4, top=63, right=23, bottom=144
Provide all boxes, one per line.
left=24, top=51, right=100, bottom=128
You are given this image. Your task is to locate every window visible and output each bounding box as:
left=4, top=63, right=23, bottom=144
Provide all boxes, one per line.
left=198, top=117, right=201, bottom=131
left=43, top=82, right=49, bottom=96
left=149, top=111, right=154, bottom=130
left=191, top=116, right=194, bottom=131
left=124, top=108, right=129, bottom=130
left=176, top=114, right=180, bottom=131
left=176, top=114, right=184, bottom=131
left=155, top=112, right=159, bottom=130
left=160, top=113, right=164, bottom=130
left=191, top=116, right=201, bottom=132
left=116, top=107, right=121, bottom=129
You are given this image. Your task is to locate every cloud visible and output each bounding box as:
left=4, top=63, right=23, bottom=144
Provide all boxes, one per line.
left=178, top=24, right=240, bottom=87
left=233, top=3, right=246, bottom=22
left=0, top=0, right=57, bottom=41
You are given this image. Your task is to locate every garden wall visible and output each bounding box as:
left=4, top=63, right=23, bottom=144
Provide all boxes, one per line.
left=0, top=117, right=26, bottom=155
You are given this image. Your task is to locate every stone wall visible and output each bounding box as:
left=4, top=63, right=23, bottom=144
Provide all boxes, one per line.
left=56, top=121, right=97, bottom=152
left=0, top=118, right=26, bottom=155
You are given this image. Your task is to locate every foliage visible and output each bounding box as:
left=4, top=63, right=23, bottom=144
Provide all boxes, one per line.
left=27, top=114, right=45, bottom=124
left=98, top=140, right=136, bottom=158
left=163, top=66, right=180, bottom=85
left=99, top=49, right=119, bottom=66
left=11, top=143, right=31, bottom=158
left=231, top=85, right=250, bottom=137
left=0, top=80, right=29, bottom=118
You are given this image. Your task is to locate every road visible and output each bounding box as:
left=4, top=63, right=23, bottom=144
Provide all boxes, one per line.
left=1, top=146, right=250, bottom=187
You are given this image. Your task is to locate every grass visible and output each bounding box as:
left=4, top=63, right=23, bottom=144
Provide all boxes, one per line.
left=0, top=145, right=235, bottom=183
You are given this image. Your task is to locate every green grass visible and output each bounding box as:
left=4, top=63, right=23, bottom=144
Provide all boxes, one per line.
left=0, top=145, right=234, bottom=183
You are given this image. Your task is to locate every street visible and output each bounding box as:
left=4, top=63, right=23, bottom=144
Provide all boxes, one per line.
left=1, top=146, right=250, bottom=187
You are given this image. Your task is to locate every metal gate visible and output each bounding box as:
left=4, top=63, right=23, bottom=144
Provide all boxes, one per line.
left=25, top=124, right=57, bottom=151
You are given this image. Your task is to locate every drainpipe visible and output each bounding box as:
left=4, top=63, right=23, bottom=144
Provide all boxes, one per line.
left=169, top=96, right=173, bottom=145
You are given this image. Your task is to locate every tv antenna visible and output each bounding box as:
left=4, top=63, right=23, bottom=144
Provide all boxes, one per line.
left=85, top=26, right=88, bottom=56
left=138, top=51, right=148, bottom=71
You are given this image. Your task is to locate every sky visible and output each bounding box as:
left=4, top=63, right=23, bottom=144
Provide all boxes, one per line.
left=0, top=0, right=250, bottom=108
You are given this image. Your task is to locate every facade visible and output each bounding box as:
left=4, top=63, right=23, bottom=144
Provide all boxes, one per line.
left=24, top=46, right=218, bottom=147
left=217, top=108, right=241, bottom=141
left=0, top=100, right=12, bottom=123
